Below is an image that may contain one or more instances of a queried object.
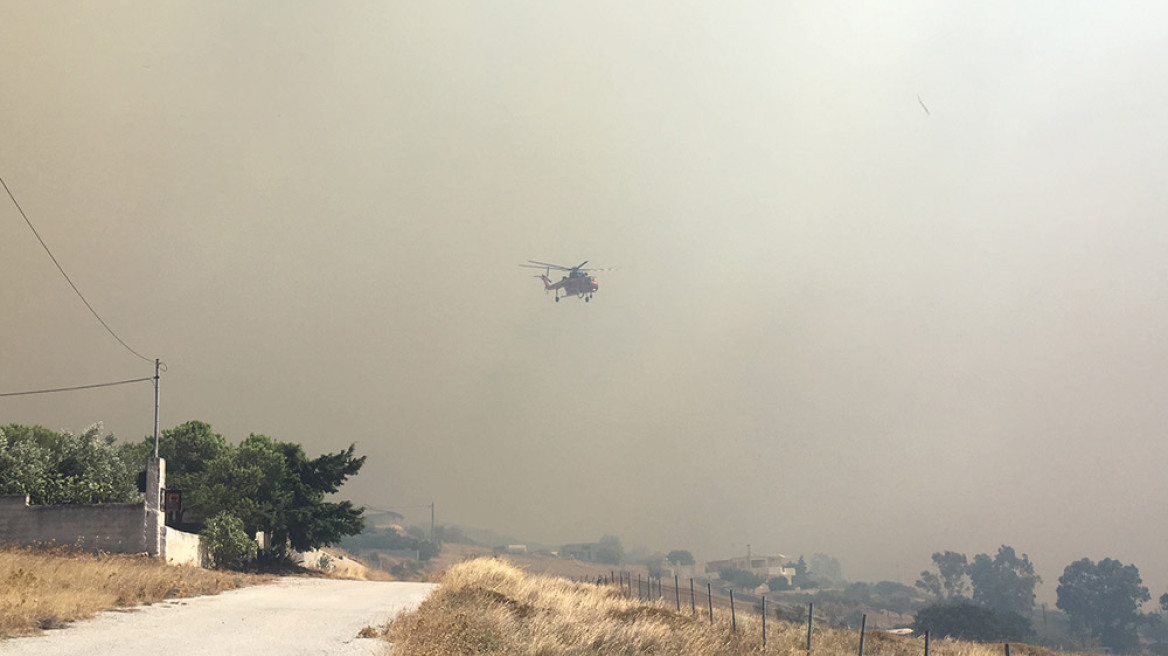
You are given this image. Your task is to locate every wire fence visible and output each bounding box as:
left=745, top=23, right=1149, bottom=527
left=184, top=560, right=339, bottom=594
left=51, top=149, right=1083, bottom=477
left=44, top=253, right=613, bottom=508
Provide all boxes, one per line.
left=570, top=572, right=1023, bottom=656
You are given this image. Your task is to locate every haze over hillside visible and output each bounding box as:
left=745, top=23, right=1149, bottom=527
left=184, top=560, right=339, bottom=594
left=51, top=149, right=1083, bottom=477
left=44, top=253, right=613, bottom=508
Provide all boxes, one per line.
left=3, top=2, right=1168, bottom=605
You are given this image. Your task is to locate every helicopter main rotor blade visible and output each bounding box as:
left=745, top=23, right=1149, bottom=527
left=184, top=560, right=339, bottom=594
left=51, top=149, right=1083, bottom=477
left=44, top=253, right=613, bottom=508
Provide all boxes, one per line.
left=574, top=261, right=589, bottom=270
left=524, top=260, right=573, bottom=271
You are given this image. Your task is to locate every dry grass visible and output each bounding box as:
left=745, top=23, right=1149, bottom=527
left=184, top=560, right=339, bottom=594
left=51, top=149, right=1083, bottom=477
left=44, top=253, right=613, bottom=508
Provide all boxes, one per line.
left=0, top=545, right=269, bottom=638
left=298, top=547, right=397, bottom=581
left=385, top=558, right=1070, bottom=656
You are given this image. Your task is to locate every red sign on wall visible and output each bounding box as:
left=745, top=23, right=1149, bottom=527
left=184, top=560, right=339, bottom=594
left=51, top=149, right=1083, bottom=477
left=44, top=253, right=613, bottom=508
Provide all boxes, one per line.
left=165, top=489, right=182, bottom=513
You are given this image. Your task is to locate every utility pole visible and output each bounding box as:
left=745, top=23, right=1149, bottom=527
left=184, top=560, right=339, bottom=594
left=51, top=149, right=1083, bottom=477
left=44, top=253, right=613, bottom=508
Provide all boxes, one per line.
left=153, top=358, right=161, bottom=457
left=430, top=502, right=435, bottom=540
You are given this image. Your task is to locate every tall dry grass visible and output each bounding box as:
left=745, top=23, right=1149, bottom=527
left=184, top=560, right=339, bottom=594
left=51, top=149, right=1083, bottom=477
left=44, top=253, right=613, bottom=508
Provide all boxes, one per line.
left=385, top=558, right=1067, bottom=656
left=0, top=545, right=268, bottom=638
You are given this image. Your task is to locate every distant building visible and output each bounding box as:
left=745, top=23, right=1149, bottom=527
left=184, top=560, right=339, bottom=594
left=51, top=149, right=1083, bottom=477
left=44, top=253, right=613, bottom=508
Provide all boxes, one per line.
left=707, top=554, right=793, bottom=583
left=363, top=508, right=406, bottom=529
left=493, top=544, right=528, bottom=555
left=560, top=542, right=599, bottom=561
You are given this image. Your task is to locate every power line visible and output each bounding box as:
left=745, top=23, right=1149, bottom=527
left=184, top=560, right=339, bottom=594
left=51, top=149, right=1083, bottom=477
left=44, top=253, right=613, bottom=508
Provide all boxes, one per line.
left=1, top=173, right=153, bottom=363
left=0, top=376, right=153, bottom=398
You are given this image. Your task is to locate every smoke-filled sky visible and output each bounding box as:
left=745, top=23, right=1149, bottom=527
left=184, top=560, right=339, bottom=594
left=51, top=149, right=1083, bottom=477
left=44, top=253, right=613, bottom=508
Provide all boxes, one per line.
left=3, top=2, right=1168, bottom=601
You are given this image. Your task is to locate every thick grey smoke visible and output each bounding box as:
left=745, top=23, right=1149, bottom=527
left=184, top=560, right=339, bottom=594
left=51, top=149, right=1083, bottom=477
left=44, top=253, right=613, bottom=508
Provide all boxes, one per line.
left=3, top=2, right=1168, bottom=601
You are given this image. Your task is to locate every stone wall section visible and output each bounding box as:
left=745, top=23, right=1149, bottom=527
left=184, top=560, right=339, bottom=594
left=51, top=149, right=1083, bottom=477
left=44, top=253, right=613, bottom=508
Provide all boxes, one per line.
left=0, top=457, right=205, bottom=566
left=0, top=494, right=148, bottom=553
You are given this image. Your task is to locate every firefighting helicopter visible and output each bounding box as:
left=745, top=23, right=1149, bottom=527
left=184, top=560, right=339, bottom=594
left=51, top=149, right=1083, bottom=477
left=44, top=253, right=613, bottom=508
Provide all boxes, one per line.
left=520, top=260, right=603, bottom=302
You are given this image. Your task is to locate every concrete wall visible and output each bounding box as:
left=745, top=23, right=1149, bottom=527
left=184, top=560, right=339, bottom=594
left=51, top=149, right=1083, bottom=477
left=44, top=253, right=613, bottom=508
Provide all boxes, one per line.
left=0, top=457, right=205, bottom=567
left=164, top=526, right=205, bottom=567
left=0, top=494, right=148, bottom=553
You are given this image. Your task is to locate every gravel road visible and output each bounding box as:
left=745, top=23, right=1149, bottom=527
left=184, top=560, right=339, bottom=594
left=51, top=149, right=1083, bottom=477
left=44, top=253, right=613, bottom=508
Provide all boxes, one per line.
left=0, top=578, right=436, bottom=656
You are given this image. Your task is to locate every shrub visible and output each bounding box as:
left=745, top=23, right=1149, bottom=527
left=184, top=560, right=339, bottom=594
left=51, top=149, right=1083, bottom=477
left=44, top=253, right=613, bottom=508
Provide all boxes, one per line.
left=719, top=567, right=763, bottom=589
left=767, top=576, right=792, bottom=591
left=912, top=601, right=1033, bottom=642
left=200, top=511, right=258, bottom=571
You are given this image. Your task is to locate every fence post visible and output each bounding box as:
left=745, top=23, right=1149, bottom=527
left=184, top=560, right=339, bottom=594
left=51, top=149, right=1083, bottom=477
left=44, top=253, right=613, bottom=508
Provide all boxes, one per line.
left=675, top=575, right=680, bottom=611
left=708, top=583, right=714, bottom=623
left=730, top=589, right=737, bottom=633
left=858, top=613, right=867, bottom=656
left=1005, top=644, right=1011, bottom=656
left=807, top=602, right=814, bottom=654
left=762, top=595, right=767, bottom=648
left=690, top=578, right=696, bottom=614
left=638, top=574, right=643, bottom=600
left=925, top=631, right=930, bottom=656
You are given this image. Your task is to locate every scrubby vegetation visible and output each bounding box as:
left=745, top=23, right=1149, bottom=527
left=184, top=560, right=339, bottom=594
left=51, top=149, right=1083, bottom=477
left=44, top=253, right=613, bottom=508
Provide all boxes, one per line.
left=200, top=511, right=259, bottom=570
left=341, top=526, right=441, bottom=561
left=384, top=557, right=1064, bottom=656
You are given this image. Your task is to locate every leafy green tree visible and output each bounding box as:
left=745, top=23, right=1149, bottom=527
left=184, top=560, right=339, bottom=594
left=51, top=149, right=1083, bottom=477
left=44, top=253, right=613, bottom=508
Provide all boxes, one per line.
left=595, top=535, right=624, bottom=565
left=200, top=511, right=258, bottom=570
left=936, top=551, right=971, bottom=599
left=130, top=420, right=229, bottom=520
left=136, top=422, right=366, bottom=557
left=192, top=433, right=290, bottom=533
left=145, top=420, right=229, bottom=477
left=0, top=423, right=138, bottom=505
left=0, top=425, right=51, bottom=500
left=913, top=601, right=1033, bottom=642
left=917, top=551, right=970, bottom=600
left=646, top=553, right=668, bottom=579
left=968, top=546, right=1041, bottom=616
left=790, top=555, right=818, bottom=589
left=810, top=553, right=844, bottom=587
left=917, top=570, right=943, bottom=598
left=667, top=550, right=695, bottom=566
left=1057, top=557, right=1150, bottom=654
left=274, top=439, right=365, bottom=553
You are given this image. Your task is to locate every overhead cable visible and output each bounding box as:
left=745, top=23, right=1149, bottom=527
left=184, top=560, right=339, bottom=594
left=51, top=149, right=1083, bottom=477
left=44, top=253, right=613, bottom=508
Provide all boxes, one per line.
left=1, top=173, right=154, bottom=364
left=0, top=376, right=154, bottom=398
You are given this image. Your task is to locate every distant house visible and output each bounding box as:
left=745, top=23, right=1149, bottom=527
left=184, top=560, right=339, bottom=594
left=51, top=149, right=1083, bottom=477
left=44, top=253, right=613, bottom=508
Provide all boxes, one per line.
left=560, top=542, right=599, bottom=561
left=363, top=508, right=406, bottom=529
left=707, top=554, right=793, bottom=583
left=493, top=544, right=528, bottom=555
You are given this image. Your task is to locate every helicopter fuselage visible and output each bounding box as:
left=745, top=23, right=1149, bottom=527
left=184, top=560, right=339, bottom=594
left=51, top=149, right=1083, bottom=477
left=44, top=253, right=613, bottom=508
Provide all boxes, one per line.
left=540, top=274, right=598, bottom=302
left=522, top=260, right=603, bottom=302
